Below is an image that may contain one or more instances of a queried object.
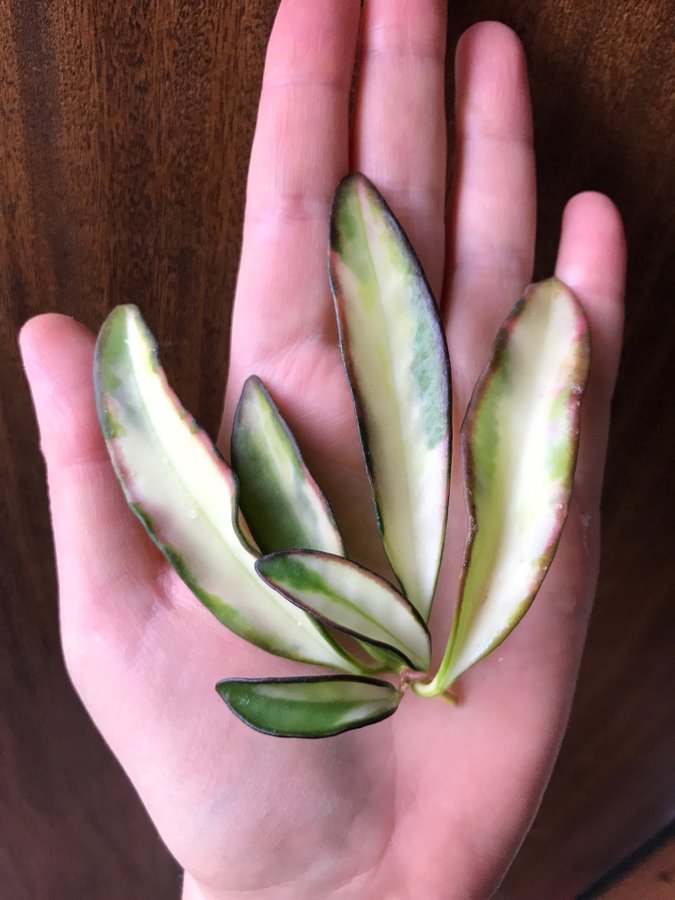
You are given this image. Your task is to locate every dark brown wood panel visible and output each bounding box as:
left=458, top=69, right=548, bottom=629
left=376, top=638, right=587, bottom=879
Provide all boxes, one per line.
left=0, top=1, right=275, bottom=897
left=1, top=2, right=672, bottom=898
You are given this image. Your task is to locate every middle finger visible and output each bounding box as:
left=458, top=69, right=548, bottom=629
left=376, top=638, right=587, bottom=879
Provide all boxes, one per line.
left=351, top=0, right=448, bottom=299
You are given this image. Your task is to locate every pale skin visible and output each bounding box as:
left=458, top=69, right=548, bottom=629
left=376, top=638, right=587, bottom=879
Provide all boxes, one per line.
left=19, top=1, right=626, bottom=898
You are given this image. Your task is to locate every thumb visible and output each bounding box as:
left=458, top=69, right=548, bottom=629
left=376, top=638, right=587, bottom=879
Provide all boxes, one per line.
left=19, top=314, right=165, bottom=682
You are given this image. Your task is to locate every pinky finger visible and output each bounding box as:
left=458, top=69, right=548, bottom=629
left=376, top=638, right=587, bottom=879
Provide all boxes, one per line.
left=555, top=191, right=626, bottom=509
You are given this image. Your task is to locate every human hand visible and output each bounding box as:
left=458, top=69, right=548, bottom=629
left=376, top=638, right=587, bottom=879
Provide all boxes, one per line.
left=19, top=1, right=625, bottom=897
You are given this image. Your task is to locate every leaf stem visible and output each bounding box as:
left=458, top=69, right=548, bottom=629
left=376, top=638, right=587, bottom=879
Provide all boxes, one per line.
left=397, top=669, right=428, bottom=695
left=410, top=674, right=459, bottom=703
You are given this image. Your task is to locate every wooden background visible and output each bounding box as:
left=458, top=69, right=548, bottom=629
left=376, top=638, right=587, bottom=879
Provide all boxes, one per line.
left=1, top=1, right=672, bottom=897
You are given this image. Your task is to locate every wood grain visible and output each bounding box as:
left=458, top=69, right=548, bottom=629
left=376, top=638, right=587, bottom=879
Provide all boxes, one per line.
left=1, top=1, right=672, bottom=897
left=0, top=2, right=275, bottom=897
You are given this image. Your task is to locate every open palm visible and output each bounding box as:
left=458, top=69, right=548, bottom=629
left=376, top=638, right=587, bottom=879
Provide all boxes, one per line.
left=20, top=2, right=625, bottom=898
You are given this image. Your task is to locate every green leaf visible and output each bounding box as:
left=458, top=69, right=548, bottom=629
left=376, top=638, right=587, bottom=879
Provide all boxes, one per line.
left=417, top=279, right=590, bottom=695
left=216, top=675, right=400, bottom=738
left=256, top=551, right=431, bottom=672
left=231, top=376, right=344, bottom=555
left=94, top=305, right=359, bottom=673
left=329, top=173, right=450, bottom=621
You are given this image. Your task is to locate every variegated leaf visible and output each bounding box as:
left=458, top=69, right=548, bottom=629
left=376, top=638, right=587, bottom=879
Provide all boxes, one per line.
left=329, top=173, right=450, bottom=621
left=417, top=278, right=590, bottom=694
left=231, top=376, right=344, bottom=555
left=257, top=551, right=431, bottom=672
left=217, top=675, right=400, bottom=738
left=94, top=305, right=358, bottom=672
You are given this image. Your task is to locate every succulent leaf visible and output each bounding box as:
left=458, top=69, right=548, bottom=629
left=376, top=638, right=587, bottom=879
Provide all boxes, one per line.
left=256, top=551, right=431, bottom=672
left=216, top=675, right=400, bottom=738
left=94, top=305, right=359, bottom=673
left=231, top=375, right=344, bottom=555
left=329, top=173, right=450, bottom=621
left=419, top=278, right=590, bottom=694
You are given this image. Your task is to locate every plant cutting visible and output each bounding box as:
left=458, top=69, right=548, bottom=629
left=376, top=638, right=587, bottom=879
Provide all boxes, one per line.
left=94, top=173, right=590, bottom=739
